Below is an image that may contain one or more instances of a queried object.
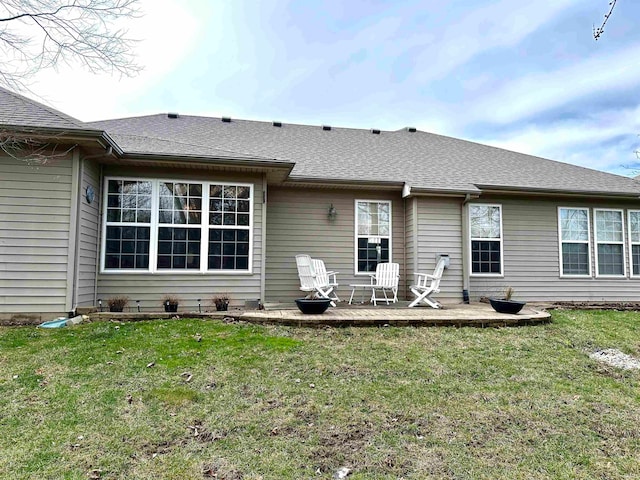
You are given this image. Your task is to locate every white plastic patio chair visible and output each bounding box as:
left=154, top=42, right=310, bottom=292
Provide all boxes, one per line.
left=369, top=262, right=400, bottom=306
left=295, top=254, right=337, bottom=307
left=408, top=256, right=448, bottom=308
left=312, top=258, right=340, bottom=303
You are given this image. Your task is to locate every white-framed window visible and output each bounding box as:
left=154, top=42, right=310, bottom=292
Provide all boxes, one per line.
left=628, top=210, right=640, bottom=277
left=558, top=207, right=591, bottom=277
left=355, top=200, right=391, bottom=274
left=469, top=204, right=503, bottom=276
left=594, top=209, right=625, bottom=277
left=102, top=177, right=253, bottom=273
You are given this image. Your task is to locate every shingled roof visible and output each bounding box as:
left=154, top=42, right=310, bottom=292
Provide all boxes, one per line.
left=89, top=114, right=640, bottom=197
left=0, top=87, right=92, bottom=131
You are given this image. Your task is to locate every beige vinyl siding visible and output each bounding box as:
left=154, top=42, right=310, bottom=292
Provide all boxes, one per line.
left=96, top=167, right=263, bottom=310
left=404, top=197, right=416, bottom=298
left=76, top=157, right=101, bottom=306
left=469, top=195, right=640, bottom=301
left=265, top=187, right=405, bottom=303
left=0, top=155, right=73, bottom=314
left=415, top=196, right=464, bottom=301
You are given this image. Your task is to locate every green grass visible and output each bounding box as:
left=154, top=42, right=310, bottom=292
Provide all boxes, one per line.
left=0, top=311, right=639, bottom=479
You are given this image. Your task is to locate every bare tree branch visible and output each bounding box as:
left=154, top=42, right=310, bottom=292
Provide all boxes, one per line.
left=0, top=0, right=141, bottom=91
left=0, top=128, right=76, bottom=164
left=593, top=0, right=617, bottom=40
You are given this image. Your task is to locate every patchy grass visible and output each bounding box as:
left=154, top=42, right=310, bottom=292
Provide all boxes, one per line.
left=0, top=311, right=639, bottom=479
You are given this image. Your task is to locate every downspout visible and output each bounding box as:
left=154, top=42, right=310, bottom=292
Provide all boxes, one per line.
left=461, top=193, right=472, bottom=303
left=66, top=148, right=81, bottom=314
left=94, top=163, right=104, bottom=306
left=260, top=174, right=267, bottom=306
left=402, top=197, right=407, bottom=300
left=71, top=153, right=84, bottom=312
left=78, top=147, right=112, bottom=309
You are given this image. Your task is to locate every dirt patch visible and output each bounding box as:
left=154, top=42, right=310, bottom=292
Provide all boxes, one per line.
left=201, top=459, right=244, bottom=479
left=549, top=301, right=640, bottom=311
left=312, top=421, right=374, bottom=472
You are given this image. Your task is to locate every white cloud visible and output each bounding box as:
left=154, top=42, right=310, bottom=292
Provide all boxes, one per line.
left=478, top=105, right=640, bottom=172
left=466, top=43, right=640, bottom=125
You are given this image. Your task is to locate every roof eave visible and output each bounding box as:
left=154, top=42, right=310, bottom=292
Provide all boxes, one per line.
left=475, top=184, right=640, bottom=199
left=119, top=152, right=295, bottom=170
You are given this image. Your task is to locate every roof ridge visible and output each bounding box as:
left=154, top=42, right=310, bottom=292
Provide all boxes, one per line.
left=0, top=86, right=85, bottom=128
left=403, top=128, right=638, bottom=183
left=89, top=113, right=395, bottom=134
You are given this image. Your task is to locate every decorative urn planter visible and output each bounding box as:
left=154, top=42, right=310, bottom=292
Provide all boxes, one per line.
left=164, top=302, right=179, bottom=313
left=489, top=298, right=526, bottom=314
left=215, top=301, right=229, bottom=312
left=295, top=298, right=332, bottom=314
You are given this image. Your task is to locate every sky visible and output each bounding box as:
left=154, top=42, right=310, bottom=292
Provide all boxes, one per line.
left=21, top=0, right=640, bottom=176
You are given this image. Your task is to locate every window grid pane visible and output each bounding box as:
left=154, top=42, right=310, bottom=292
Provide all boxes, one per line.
left=629, top=211, right=640, bottom=244
left=106, top=179, right=152, bottom=224
left=105, top=226, right=150, bottom=270
left=597, top=243, right=624, bottom=276
left=470, top=205, right=501, bottom=239
left=471, top=240, right=501, bottom=274
left=208, top=228, right=250, bottom=270
left=159, top=182, right=202, bottom=225
left=157, top=227, right=201, bottom=270
left=561, top=243, right=589, bottom=275
left=560, top=208, right=589, bottom=242
left=632, top=245, right=640, bottom=276
left=357, top=237, right=390, bottom=273
left=209, top=184, right=251, bottom=227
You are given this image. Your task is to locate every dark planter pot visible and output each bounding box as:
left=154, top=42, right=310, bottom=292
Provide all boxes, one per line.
left=215, top=302, right=229, bottom=311
left=295, top=298, right=332, bottom=314
left=164, top=303, right=178, bottom=313
left=489, top=298, right=526, bottom=314
left=109, top=306, right=124, bottom=313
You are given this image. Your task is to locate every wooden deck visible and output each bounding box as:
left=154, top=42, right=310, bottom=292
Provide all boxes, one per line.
left=87, top=302, right=551, bottom=328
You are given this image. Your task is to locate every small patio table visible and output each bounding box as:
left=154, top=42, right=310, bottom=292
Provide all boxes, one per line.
left=348, top=283, right=375, bottom=305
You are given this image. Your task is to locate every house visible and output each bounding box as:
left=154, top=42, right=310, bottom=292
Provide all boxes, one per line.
left=2, top=86, right=640, bottom=320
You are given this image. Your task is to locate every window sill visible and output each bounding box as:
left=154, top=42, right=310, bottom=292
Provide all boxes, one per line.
left=100, top=270, right=254, bottom=275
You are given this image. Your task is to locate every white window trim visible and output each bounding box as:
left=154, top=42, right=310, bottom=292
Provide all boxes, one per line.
left=628, top=209, right=640, bottom=278
left=354, top=199, right=392, bottom=275
left=557, top=207, right=592, bottom=278
left=469, top=203, right=504, bottom=277
left=594, top=208, right=626, bottom=278
left=101, top=176, right=253, bottom=275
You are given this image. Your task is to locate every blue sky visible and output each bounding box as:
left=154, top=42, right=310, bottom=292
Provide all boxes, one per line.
left=30, top=0, right=640, bottom=176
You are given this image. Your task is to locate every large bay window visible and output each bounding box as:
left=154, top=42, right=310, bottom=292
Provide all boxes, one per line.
left=469, top=204, right=502, bottom=275
left=558, top=207, right=590, bottom=276
left=102, top=178, right=252, bottom=273
left=355, top=200, right=391, bottom=273
left=594, top=209, right=625, bottom=277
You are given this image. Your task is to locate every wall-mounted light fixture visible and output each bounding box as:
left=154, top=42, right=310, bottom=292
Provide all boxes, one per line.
left=328, top=204, right=337, bottom=220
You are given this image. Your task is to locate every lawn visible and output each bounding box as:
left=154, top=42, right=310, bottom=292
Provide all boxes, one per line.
left=1, top=310, right=639, bottom=479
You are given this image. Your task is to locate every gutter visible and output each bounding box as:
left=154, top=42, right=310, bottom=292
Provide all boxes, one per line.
left=474, top=185, right=640, bottom=200
left=461, top=194, right=474, bottom=303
